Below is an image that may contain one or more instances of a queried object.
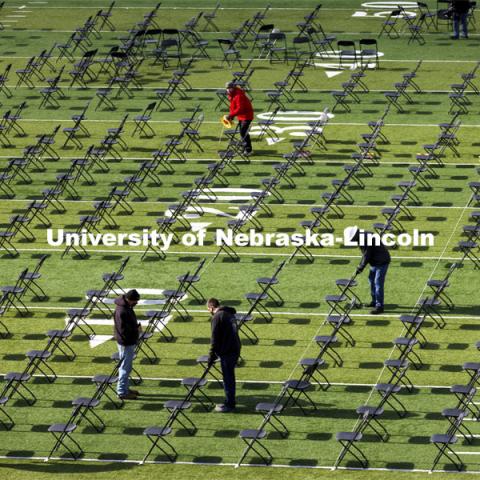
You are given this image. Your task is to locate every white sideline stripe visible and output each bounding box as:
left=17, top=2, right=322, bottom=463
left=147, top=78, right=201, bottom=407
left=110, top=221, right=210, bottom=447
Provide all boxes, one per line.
left=8, top=304, right=480, bottom=320
left=2, top=247, right=470, bottom=262
left=6, top=84, right=480, bottom=97
left=1, top=196, right=477, bottom=210
left=0, top=153, right=478, bottom=168
left=0, top=456, right=478, bottom=474
left=0, top=373, right=457, bottom=390
left=3, top=117, right=480, bottom=130
left=0, top=455, right=479, bottom=474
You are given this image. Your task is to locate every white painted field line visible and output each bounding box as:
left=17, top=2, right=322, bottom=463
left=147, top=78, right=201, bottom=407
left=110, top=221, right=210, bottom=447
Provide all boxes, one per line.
left=1, top=196, right=477, bottom=209
left=4, top=116, right=480, bottom=130
left=1, top=455, right=479, bottom=474
left=10, top=304, right=480, bottom=320
left=0, top=373, right=457, bottom=390
left=6, top=83, right=480, bottom=97
left=3, top=247, right=469, bottom=262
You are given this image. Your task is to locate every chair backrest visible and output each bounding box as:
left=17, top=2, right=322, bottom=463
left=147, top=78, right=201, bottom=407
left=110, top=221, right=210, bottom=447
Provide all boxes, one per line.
left=258, top=23, right=274, bottom=33
left=414, top=12, right=426, bottom=25
left=218, top=38, right=235, bottom=50
left=1, top=63, right=12, bottom=80
left=338, top=40, right=355, bottom=48
left=293, top=36, right=310, bottom=46
left=269, top=32, right=286, bottom=41
left=161, top=38, right=180, bottom=50
left=30, top=254, right=48, bottom=276
left=163, top=28, right=180, bottom=37
left=145, top=101, right=157, bottom=114
left=146, top=27, right=162, bottom=37
left=185, top=11, right=203, bottom=29
left=359, top=38, right=377, bottom=48
left=209, top=1, right=221, bottom=16
left=384, top=9, right=401, bottom=22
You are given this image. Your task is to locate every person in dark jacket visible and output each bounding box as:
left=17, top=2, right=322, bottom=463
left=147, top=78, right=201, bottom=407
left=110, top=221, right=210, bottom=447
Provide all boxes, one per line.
left=348, top=227, right=391, bottom=314
left=113, top=289, right=141, bottom=399
left=225, top=81, right=254, bottom=156
left=207, top=297, right=241, bottom=412
left=451, top=0, right=470, bottom=39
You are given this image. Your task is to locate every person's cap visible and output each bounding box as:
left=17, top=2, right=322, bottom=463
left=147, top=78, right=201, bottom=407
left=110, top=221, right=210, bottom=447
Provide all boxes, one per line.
left=225, top=81, right=235, bottom=89
left=125, top=289, right=140, bottom=301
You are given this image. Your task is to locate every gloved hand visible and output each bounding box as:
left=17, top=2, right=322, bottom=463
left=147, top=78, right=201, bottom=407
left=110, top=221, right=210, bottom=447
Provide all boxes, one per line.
left=226, top=115, right=233, bottom=121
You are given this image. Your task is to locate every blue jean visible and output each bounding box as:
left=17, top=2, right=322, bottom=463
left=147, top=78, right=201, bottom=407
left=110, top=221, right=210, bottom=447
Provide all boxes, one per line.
left=453, top=12, right=468, bottom=38
left=368, top=263, right=389, bottom=308
left=220, top=354, right=238, bottom=408
left=117, top=344, right=135, bottom=396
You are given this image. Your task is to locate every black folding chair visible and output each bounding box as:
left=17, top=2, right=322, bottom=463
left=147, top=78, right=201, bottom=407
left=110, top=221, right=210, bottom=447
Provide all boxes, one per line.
left=202, top=1, right=220, bottom=31
left=334, top=431, right=368, bottom=468
left=0, top=63, right=12, bottom=98
left=98, top=1, right=116, bottom=31
left=430, top=434, right=463, bottom=472
left=132, top=101, right=156, bottom=137
left=217, top=38, right=242, bottom=67
left=408, top=13, right=426, bottom=45
left=378, top=9, right=401, bottom=38
left=337, top=40, right=357, bottom=68
left=46, top=423, right=83, bottom=461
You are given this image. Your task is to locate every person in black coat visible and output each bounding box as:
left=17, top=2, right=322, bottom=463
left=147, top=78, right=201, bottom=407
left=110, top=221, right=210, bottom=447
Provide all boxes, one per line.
left=207, top=297, right=241, bottom=412
left=348, top=227, right=391, bottom=314
left=451, top=0, right=471, bottom=39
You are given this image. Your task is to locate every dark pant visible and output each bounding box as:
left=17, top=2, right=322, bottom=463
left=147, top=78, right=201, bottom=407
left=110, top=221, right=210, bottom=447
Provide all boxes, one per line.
left=453, top=12, right=468, bottom=38
left=220, top=353, right=238, bottom=408
left=239, top=120, right=252, bottom=153
left=368, top=263, right=389, bottom=308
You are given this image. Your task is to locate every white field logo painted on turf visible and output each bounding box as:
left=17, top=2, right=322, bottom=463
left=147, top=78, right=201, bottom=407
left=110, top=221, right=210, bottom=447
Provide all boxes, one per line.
left=314, top=50, right=385, bottom=71
left=353, top=1, right=417, bottom=18
left=47, top=227, right=435, bottom=249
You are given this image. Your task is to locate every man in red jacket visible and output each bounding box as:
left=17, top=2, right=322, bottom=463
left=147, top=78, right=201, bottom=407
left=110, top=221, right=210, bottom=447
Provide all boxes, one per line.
left=225, top=81, right=254, bottom=156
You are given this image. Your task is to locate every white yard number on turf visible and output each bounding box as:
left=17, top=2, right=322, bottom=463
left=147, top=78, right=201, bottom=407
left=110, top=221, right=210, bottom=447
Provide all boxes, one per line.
left=353, top=1, right=417, bottom=18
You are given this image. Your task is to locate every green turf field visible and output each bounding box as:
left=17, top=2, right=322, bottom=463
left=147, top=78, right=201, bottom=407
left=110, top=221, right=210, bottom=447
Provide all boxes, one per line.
left=0, top=1, right=479, bottom=479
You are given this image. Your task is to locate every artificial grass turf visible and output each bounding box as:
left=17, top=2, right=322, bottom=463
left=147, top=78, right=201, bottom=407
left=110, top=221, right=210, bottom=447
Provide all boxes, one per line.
left=0, top=0, right=479, bottom=477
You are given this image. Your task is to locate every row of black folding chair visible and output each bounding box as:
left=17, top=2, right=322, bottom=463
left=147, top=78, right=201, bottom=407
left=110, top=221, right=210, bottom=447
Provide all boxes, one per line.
left=141, top=364, right=218, bottom=464
left=378, top=7, right=414, bottom=39
left=384, top=60, right=423, bottom=112
left=331, top=66, right=370, bottom=112
left=0, top=63, right=12, bottom=98
left=1, top=101, right=27, bottom=140
left=63, top=101, right=91, bottom=148
left=56, top=14, right=102, bottom=62
left=430, top=351, right=480, bottom=472
left=0, top=259, right=47, bottom=319
left=237, top=300, right=357, bottom=466
left=448, top=60, right=480, bottom=115
left=0, top=214, right=40, bottom=257
left=69, top=49, right=97, bottom=89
